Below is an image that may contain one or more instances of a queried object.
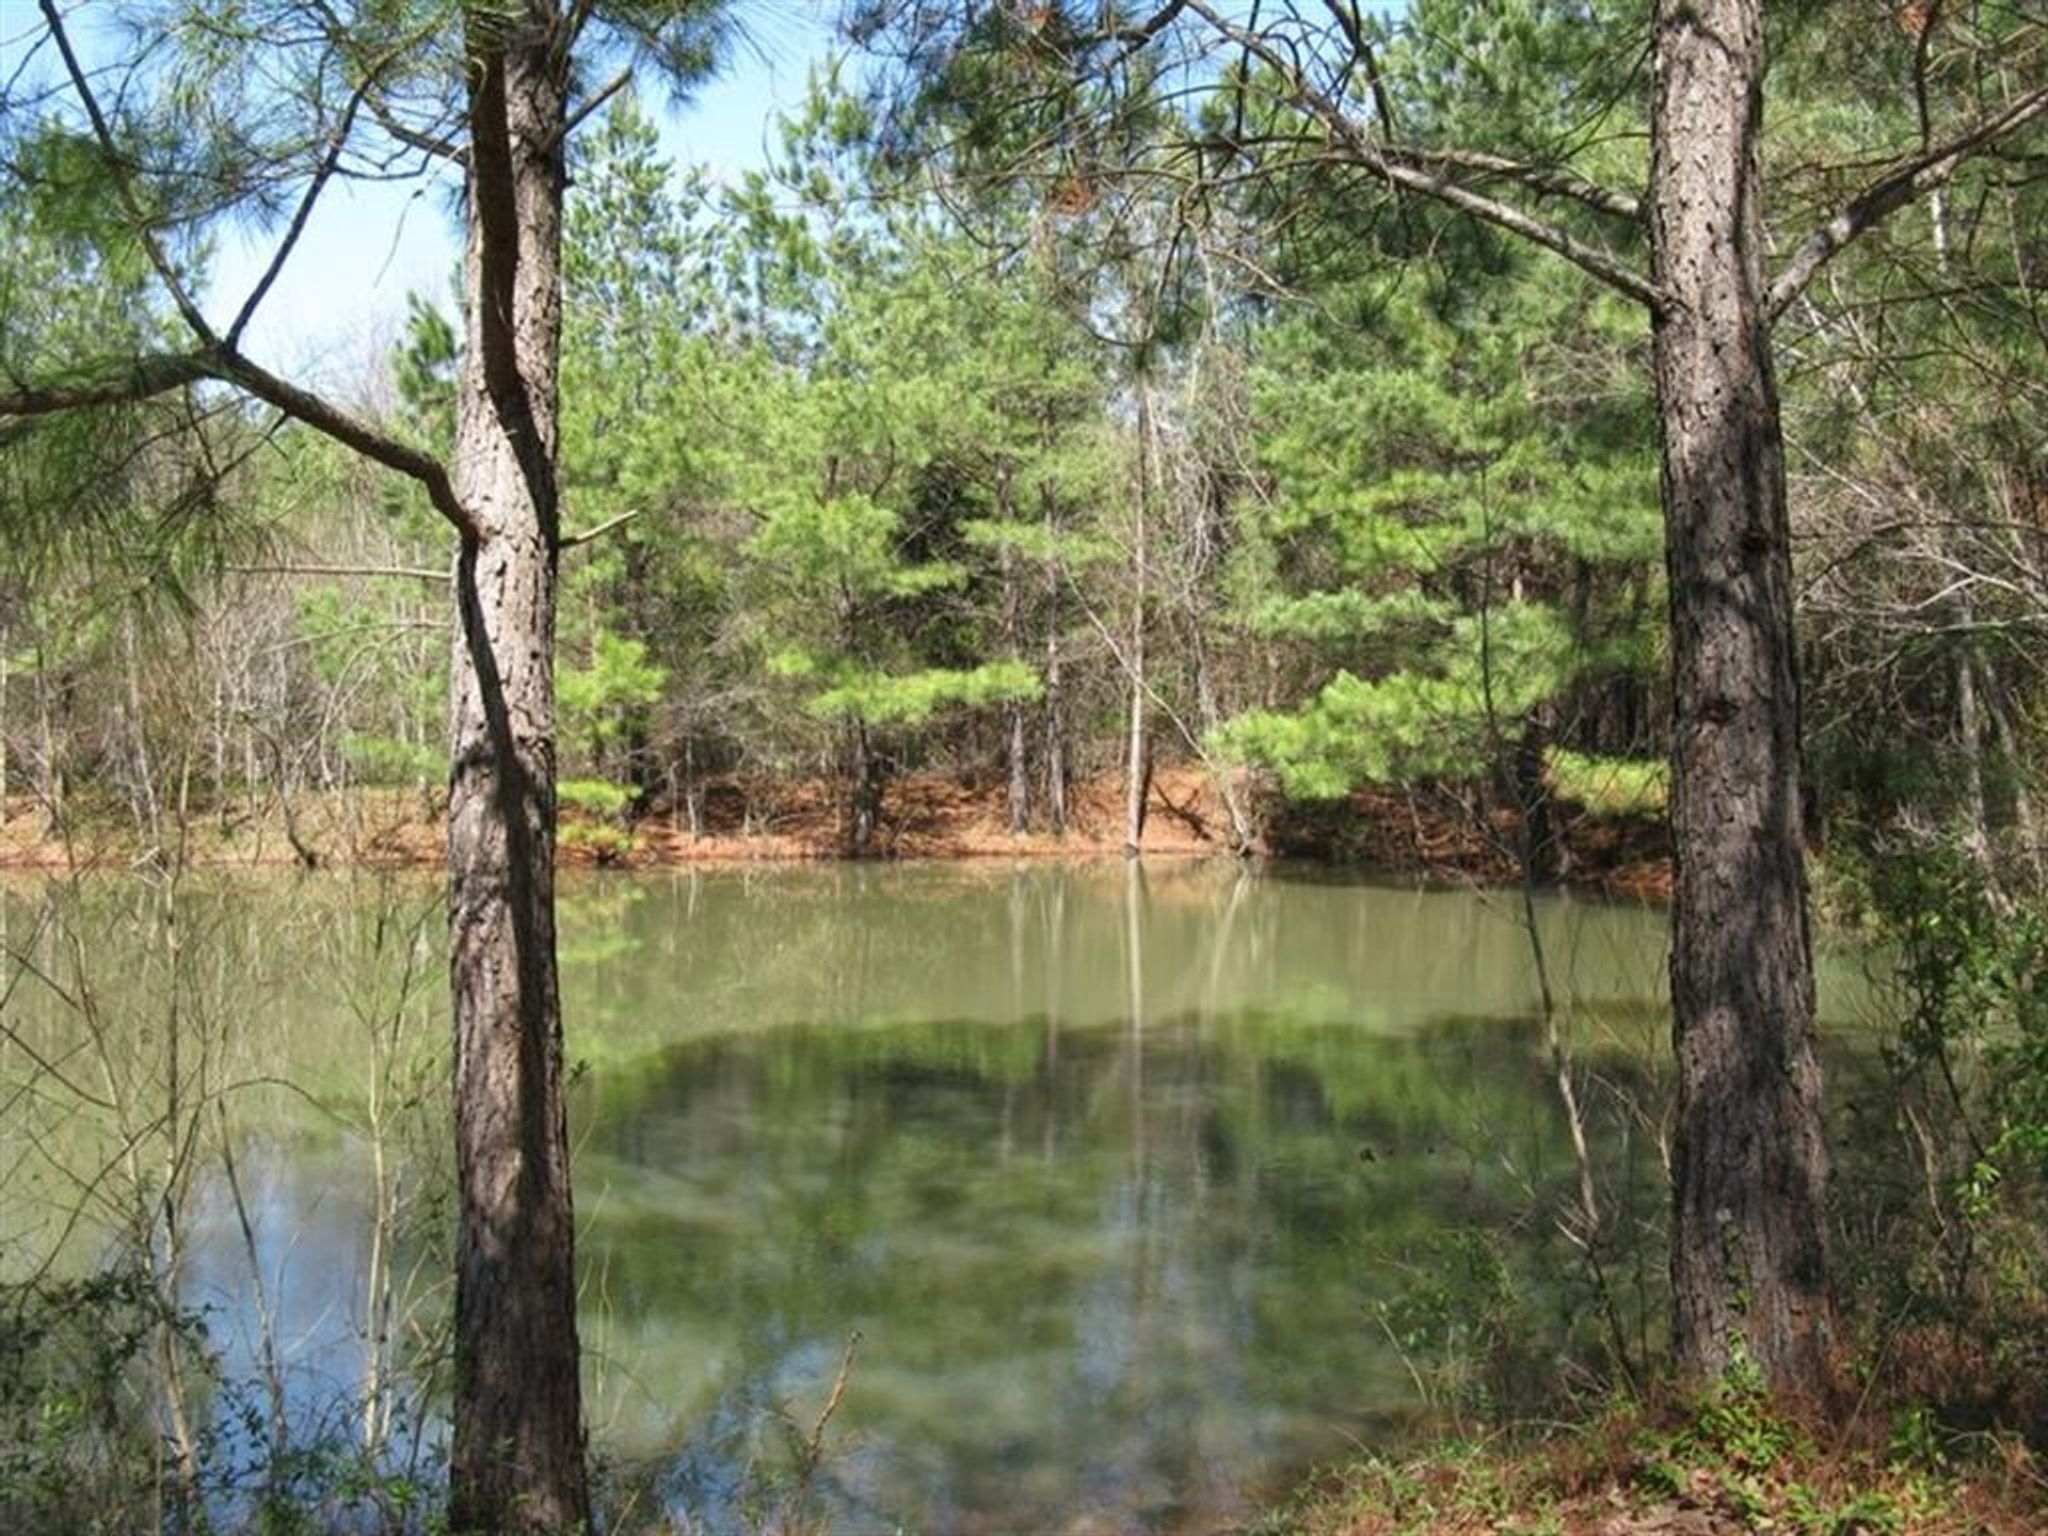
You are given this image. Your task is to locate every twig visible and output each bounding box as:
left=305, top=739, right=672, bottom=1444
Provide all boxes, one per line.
left=558, top=508, right=641, bottom=550
left=785, top=1329, right=862, bottom=1528
left=228, top=562, right=450, bottom=583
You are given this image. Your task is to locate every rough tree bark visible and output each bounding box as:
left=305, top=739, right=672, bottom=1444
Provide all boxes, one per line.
left=1651, top=0, right=1836, bottom=1400
left=1171, top=0, right=2041, bottom=1403
left=6, top=5, right=682, bottom=1516
left=444, top=14, right=589, bottom=1533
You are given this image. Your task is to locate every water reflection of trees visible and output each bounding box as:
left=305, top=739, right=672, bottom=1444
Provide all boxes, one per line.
left=1, top=872, right=451, bottom=1531
left=1, top=864, right=1706, bottom=1531
left=578, top=999, right=1667, bottom=1527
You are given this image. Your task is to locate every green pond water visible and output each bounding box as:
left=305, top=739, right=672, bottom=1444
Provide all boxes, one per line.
left=0, top=862, right=1883, bottom=1533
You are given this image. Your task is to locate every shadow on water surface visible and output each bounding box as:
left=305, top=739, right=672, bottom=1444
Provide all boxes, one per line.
left=576, top=1005, right=1668, bottom=1534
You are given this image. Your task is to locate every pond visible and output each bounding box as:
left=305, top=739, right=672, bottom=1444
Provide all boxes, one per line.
left=0, top=861, right=1881, bottom=1533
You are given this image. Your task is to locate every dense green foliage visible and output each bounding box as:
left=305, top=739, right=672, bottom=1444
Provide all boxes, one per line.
left=1, top=62, right=1684, bottom=860
left=4, top=0, right=2048, bottom=1528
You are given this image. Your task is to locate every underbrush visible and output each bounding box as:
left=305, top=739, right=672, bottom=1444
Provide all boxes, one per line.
left=1265, top=1375, right=2046, bottom=1536
left=1270, top=831, right=2048, bottom=1535
left=0, top=1269, right=443, bottom=1536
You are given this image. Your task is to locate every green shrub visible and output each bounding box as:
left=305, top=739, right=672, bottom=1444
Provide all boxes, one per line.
left=1545, top=749, right=1666, bottom=818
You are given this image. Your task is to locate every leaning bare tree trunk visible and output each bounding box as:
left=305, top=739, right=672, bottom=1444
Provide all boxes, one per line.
left=1189, top=618, right=1254, bottom=853
left=848, top=716, right=882, bottom=857
left=1652, top=0, right=1835, bottom=1404
left=444, top=19, right=589, bottom=1534
left=1983, top=665, right=2043, bottom=888
left=1956, top=636, right=1993, bottom=871
left=1006, top=697, right=1031, bottom=836
left=121, top=610, right=162, bottom=853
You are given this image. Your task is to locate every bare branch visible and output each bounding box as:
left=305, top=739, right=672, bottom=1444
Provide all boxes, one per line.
left=1768, top=85, right=2048, bottom=319
left=361, top=92, right=466, bottom=167
left=228, top=68, right=383, bottom=347
left=1382, top=143, right=1641, bottom=223
left=1323, top=0, right=1398, bottom=140
left=557, top=508, right=640, bottom=550
left=228, top=562, right=450, bottom=583
left=204, top=346, right=473, bottom=537
left=1180, top=0, right=1665, bottom=311
left=0, top=352, right=212, bottom=416
left=543, top=66, right=633, bottom=155
left=1098, top=0, right=1189, bottom=72
left=565, top=0, right=605, bottom=54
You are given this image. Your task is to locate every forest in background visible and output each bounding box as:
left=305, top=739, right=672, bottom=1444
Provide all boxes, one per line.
left=5, top=2, right=2048, bottom=1532
left=2, top=8, right=2042, bottom=903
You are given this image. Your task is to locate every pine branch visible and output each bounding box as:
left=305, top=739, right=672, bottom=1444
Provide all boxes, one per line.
left=308, top=0, right=467, bottom=167
left=39, top=0, right=219, bottom=344
left=0, top=353, right=213, bottom=416
left=1768, top=85, right=2048, bottom=319
left=1180, top=0, right=1664, bottom=311
left=0, top=342, right=472, bottom=539
left=541, top=66, right=633, bottom=156
left=1381, top=144, right=1641, bottom=223
left=228, top=63, right=386, bottom=347
left=26, top=4, right=480, bottom=543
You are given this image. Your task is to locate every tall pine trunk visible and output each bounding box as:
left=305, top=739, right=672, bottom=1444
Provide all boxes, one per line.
left=444, top=18, right=589, bottom=1533
left=1651, top=0, right=1835, bottom=1403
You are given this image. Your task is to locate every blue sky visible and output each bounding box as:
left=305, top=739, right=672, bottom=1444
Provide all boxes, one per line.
left=211, top=4, right=841, bottom=377
left=2, top=3, right=840, bottom=382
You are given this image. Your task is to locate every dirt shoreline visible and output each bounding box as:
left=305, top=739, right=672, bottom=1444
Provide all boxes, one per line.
left=0, top=766, right=1673, bottom=899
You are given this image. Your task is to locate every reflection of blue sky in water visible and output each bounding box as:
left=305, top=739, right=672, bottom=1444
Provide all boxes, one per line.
left=179, top=1145, right=447, bottom=1512
left=0, top=863, right=1881, bottom=1532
